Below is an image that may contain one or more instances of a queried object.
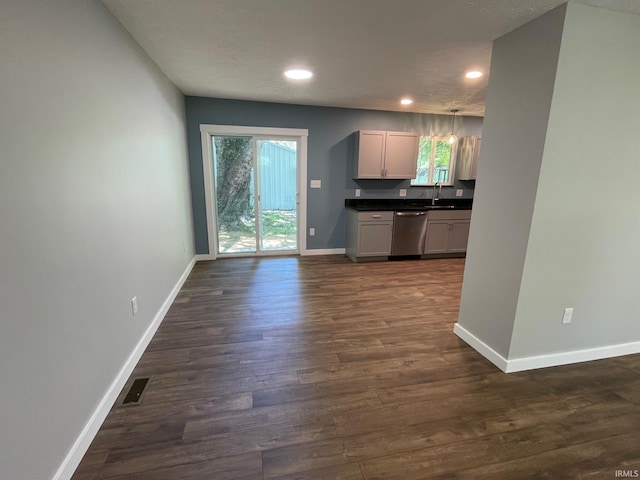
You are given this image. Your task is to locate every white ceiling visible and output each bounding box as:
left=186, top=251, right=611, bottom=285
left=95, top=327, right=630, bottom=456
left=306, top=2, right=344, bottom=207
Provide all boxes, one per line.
left=102, top=0, right=640, bottom=117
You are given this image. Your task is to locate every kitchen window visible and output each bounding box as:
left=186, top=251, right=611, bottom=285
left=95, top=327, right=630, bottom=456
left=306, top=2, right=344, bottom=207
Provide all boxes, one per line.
left=410, top=136, right=456, bottom=186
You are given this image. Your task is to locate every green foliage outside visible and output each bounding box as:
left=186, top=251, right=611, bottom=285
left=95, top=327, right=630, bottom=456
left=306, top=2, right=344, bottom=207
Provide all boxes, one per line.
left=262, top=210, right=296, bottom=236
left=413, top=137, right=451, bottom=184
left=433, top=140, right=451, bottom=183
left=218, top=210, right=295, bottom=237
left=218, top=210, right=296, bottom=252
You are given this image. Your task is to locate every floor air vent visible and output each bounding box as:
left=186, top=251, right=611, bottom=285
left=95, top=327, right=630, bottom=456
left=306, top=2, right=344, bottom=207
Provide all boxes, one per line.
left=122, top=377, right=149, bottom=405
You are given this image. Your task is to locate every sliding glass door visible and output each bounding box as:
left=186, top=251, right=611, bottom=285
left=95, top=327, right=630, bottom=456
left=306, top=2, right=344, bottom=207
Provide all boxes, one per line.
left=212, top=135, right=298, bottom=255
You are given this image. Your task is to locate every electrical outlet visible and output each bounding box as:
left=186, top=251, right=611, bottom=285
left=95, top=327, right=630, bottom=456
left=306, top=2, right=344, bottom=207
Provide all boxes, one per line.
left=562, top=307, right=573, bottom=324
left=310, top=179, right=321, bottom=188
left=131, top=297, right=138, bottom=316
left=456, top=189, right=464, bottom=197
left=399, top=189, right=407, bottom=197
left=355, top=189, right=361, bottom=197
left=309, top=227, right=315, bottom=236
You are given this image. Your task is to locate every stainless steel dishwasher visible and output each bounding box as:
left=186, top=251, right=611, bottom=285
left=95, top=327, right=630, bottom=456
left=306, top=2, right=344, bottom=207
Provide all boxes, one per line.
left=390, top=211, right=428, bottom=256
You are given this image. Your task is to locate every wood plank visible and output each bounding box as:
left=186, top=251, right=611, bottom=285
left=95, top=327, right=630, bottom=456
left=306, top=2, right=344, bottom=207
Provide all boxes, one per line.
left=267, top=462, right=364, bottom=480
left=89, top=419, right=186, bottom=451
left=183, top=390, right=381, bottom=440
left=100, top=452, right=262, bottom=480
left=263, top=417, right=475, bottom=478
left=359, top=424, right=567, bottom=479
left=100, top=421, right=337, bottom=478
left=455, top=432, right=640, bottom=480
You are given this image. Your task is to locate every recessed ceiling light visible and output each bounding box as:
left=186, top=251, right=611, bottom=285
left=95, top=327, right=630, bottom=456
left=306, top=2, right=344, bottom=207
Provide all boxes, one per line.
left=465, top=71, right=483, bottom=79
left=284, top=69, right=313, bottom=80
left=400, top=98, right=413, bottom=105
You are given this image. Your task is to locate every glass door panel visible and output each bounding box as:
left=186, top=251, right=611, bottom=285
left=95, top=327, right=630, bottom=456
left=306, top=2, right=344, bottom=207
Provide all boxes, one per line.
left=256, top=139, right=298, bottom=251
left=212, top=136, right=256, bottom=254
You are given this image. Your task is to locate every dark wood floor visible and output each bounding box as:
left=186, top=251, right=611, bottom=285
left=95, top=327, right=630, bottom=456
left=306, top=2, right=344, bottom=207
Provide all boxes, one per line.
left=73, top=255, right=640, bottom=480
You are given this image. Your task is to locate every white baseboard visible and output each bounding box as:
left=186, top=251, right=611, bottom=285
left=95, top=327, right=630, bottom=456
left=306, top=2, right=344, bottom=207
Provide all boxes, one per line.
left=195, top=253, right=215, bottom=261
left=505, top=340, right=640, bottom=373
left=453, top=322, right=640, bottom=373
left=53, top=257, right=197, bottom=480
left=453, top=323, right=509, bottom=372
left=302, top=248, right=346, bottom=256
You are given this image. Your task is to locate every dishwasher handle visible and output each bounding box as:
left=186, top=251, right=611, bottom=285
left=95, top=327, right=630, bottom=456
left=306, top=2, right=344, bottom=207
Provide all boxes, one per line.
left=395, top=211, right=427, bottom=216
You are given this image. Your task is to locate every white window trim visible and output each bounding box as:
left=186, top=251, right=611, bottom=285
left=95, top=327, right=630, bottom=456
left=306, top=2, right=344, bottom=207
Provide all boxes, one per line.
left=411, top=136, right=457, bottom=186
left=199, top=124, right=309, bottom=259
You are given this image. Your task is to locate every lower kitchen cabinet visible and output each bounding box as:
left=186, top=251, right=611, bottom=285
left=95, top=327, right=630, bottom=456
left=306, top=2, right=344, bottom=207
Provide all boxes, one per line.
left=345, top=208, right=472, bottom=262
left=424, top=210, right=472, bottom=254
left=346, top=210, right=393, bottom=261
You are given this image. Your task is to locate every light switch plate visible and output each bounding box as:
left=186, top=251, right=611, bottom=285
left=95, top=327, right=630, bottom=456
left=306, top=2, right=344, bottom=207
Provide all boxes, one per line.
left=355, top=189, right=361, bottom=197
left=310, top=179, right=321, bottom=188
left=309, top=227, right=315, bottom=236
left=456, top=189, right=464, bottom=197
left=562, top=307, right=574, bottom=324
left=399, top=189, right=407, bottom=197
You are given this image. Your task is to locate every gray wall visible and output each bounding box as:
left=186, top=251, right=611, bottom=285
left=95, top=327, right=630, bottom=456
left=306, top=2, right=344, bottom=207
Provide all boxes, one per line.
left=185, top=97, right=483, bottom=253
left=509, top=4, right=640, bottom=358
left=459, top=2, right=640, bottom=365
left=457, top=5, right=567, bottom=357
left=0, top=1, right=194, bottom=479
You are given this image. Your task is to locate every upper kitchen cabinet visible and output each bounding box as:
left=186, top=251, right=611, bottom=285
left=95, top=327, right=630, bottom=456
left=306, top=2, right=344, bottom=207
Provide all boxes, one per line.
left=456, top=135, right=481, bottom=181
left=354, top=130, right=419, bottom=179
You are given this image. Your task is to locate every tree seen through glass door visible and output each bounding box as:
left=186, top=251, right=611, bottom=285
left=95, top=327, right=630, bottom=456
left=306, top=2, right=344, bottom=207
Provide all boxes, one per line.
left=213, top=136, right=255, bottom=253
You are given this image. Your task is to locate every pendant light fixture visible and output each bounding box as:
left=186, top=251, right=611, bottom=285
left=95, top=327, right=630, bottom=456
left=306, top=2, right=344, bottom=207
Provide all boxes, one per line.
left=448, top=109, right=459, bottom=144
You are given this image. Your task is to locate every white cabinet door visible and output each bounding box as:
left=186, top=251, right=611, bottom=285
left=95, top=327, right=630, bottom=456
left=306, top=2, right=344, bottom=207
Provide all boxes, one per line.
left=471, top=137, right=480, bottom=179
left=456, top=136, right=481, bottom=181
left=357, top=222, right=393, bottom=256
left=354, top=131, right=418, bottom=179
left=355, top=131, right=385, bottom=178
left=424, top=221, right=450, bottom=254
left=424, top=210, right=472, bottom=254
left=384, top=132, right=419, bottom=179
left=449, top=221, right=471, bottom=253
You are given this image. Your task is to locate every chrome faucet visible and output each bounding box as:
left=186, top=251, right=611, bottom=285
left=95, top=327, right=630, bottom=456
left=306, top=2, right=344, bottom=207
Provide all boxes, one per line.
left=432, top=183, right=442, bottom=205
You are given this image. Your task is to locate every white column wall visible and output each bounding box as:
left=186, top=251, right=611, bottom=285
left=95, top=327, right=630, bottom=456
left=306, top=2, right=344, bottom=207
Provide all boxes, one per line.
left=456, top=5, right=567, bottom=358
left=509, top=4, right=640, bottom=359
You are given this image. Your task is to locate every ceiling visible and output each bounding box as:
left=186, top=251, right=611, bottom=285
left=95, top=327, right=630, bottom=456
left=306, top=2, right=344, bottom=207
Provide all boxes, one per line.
left=102, top=0, right=640, bottom=117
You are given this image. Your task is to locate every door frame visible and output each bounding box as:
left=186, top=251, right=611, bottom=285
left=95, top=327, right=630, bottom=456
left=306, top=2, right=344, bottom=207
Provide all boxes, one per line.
left=199, top=124, right=309, bottom=259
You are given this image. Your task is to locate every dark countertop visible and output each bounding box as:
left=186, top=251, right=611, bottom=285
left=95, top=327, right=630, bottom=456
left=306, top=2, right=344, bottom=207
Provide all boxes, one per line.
left=345, top=198, right=473, bottom=211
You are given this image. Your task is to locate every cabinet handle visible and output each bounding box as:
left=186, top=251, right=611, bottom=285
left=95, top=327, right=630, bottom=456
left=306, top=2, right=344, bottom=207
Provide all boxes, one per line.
left=372, top=215, right=381, bottom=219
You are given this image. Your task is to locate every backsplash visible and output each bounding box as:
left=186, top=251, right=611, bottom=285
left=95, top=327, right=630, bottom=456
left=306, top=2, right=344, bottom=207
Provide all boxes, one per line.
left=350, top=179, right=476, bottom=200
